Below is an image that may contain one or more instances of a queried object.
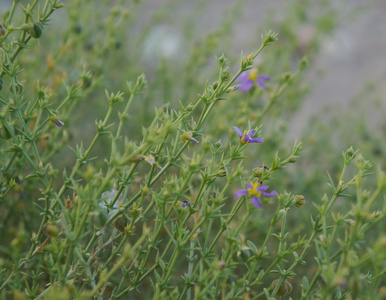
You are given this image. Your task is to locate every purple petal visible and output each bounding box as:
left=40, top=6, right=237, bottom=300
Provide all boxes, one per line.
left=260, top=190, right=277, bottom=197
left=248, top=137, right=264, bottom=143
left=256, top=79, right=267, bottom=90
left=234, top=189, right=249, bottom=200
left=188, top=136, right=200, bottom=143
left=245, top=183, right=253, bottom=189
left=251, top=196, right=261, bottom=208
left=258, top=75, right=271, bottom=81
left=236, top=72, right=248, bottom=82
left=239, top=79, right=254, bottom=92
left=247, top=129, right=256, bottom=137
left=232, top=126, right=243, bottom=138
left=257, top=185, right=270, bottom=192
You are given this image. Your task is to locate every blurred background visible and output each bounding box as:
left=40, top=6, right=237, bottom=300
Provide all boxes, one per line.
left=2, top=0, right=385, bottom=144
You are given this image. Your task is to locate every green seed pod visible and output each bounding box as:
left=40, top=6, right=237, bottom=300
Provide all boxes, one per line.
left=113, top=217, right=127, bottom=232
left=272, top=279, right=293, bottom=297
left=0, top=122, right=13, bottom=140
left=28, top=22, right=44, bottom=39
left=42, top=222, right=61, bottom=237
left=9, top=82, right=24, bottom=94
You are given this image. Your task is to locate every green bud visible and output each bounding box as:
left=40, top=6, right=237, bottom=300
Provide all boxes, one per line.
left=321, top=194, right=328, bottom=206
left=216, top=261, right=226, bottom=270
left=253, top=168, right=262, bottom=178
left=221, top=67, right=230, bottom=81
left=294, top=195, right=305, bottom=207
left=185, top=103, right=194, bottom=112
left=252, top=166, right=269, bottom=178
left=262, top=31, right=279, bottom=46
left=216, top=169, right=226, bottom=177
left=280, top=72, right=292, bottom=83
left=288, top=155, right=299, bottom=163
left=129, top=155, right=144, bottom=163
left=217, top=54, right=227, bottom=66
left=346, top=146, right=355, bottom=157
left=299, top=56, right=309, bottom=70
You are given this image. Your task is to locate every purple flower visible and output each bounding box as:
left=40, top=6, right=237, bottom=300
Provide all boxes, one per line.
left=234, top=181, right=277, bottom=208
left=236, top=68, right=270, bottom=92
left=233, top=126, right=263, bottom=144
left=181, top=200, right=190, bottom=208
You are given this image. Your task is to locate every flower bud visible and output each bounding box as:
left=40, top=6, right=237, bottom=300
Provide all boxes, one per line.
left=288, top=155, right=299, bottom=163
left=221, top=67, right=230, bottom=81
left=216, top=169, right=226, bottom=177
left=294, top=195, right=305, bottom=207
left=226, top=86, right=238, bottom=93
left=181, top=200, right=190, bottom=208
left=299, top=56, right=309, bottom=70
left=346, top=146, right=355, bottom=156
left=280, top=72, right=292, bottom=83
left=181, top=132, right=199, bottom=143
left=49, top=116, right=64, bottom=128
left=252, top=166, right=269, bottom=178
left=216, top=261, right=226, bottom=270
left=186, top=103, right=194, bottom=112
left=262, top=31, right=278, bottom=46
left=0, top=25, right=6, bottom=36
left=129, top=155, right=144, bottom=163
left=321, top=194, right=328, bottom=205
left=217, top=54, right=227, bottom=66
left=246, top=53, right=254, bottom=62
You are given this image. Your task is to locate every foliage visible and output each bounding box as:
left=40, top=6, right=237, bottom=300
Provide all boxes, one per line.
left=0, top=0, right=385, bottom=299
